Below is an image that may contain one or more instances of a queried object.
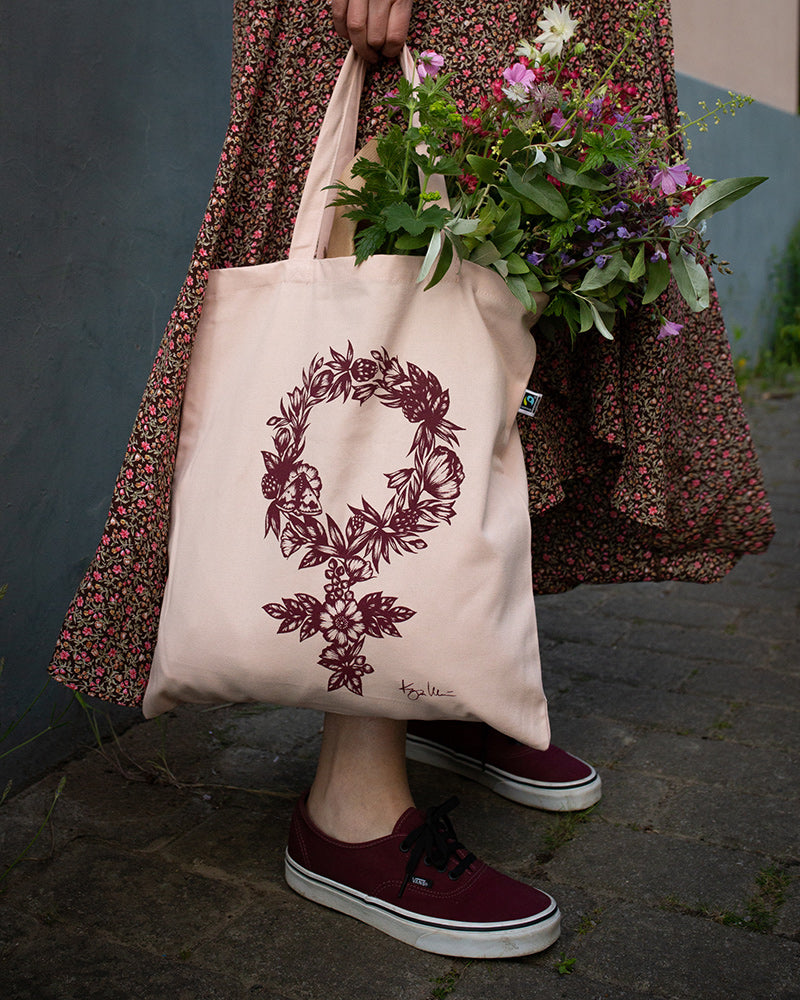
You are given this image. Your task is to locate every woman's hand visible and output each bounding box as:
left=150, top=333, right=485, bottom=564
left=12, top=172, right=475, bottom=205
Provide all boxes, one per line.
left=330, top=0, right=413, bottom=63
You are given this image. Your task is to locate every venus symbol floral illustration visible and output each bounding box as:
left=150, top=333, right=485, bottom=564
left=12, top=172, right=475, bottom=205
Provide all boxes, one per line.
left=261, top=342, right=465, bottom=696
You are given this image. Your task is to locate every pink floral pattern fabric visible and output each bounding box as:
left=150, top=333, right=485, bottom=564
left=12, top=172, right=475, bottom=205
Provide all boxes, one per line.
left=49, top=0, right=774, bottom=707
left=261, top=341, right=464, bottom=697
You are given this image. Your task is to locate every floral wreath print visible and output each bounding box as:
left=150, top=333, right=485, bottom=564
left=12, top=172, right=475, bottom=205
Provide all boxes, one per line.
left=261, top=342, right=465, bottom=696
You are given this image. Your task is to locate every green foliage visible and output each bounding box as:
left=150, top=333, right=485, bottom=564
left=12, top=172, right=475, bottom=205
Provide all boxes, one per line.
left=330, top=3, right=764, bottom=340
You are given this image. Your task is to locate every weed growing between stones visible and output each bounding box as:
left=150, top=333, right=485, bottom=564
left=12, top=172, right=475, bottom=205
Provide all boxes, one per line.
left=660, top=864, right=791, bottom=934
left=427, top=961, right=472, bottom=999
left=537, top=805, right=598, bottom=864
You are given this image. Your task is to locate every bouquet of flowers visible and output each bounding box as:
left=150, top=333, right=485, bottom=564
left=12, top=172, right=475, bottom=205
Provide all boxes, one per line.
left=331, top=1, right=766, bottom=341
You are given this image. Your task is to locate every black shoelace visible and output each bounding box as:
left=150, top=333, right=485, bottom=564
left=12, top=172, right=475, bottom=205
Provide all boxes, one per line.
left=397, top=796, right=477, bottom=898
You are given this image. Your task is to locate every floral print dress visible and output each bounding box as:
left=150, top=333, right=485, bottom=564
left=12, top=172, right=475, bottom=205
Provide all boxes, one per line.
left=49, top=0, right=774, bottom=707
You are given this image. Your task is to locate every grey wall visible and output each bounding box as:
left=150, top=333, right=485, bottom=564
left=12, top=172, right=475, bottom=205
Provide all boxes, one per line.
left=676, top=73, right=800, bottom=361
left=1, top=2, right=232, bottom=789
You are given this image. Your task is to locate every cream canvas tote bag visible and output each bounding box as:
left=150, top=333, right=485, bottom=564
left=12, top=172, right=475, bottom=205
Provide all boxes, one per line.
left=144, top=49, right=550, bottom=749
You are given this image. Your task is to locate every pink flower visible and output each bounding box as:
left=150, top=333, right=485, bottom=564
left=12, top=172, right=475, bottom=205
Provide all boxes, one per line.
left=651, top=163, right=690, bottom=195
left=657, top=319, right=684, bottom=340
left=502, top=62, right=536, bottom=89
left=417, top=50, right=444, bottom=80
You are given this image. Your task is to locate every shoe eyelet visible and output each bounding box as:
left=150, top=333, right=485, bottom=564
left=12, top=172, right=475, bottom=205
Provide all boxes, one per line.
left=423, top=856, right=432, bottom=866
left=399, top=843, right=410, bottom=854
left=448, top=871, right=459, bottom=881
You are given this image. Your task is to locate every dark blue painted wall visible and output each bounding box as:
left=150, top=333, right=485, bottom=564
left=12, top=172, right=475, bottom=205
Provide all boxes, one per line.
left=1, top=2, right=233, bottom=788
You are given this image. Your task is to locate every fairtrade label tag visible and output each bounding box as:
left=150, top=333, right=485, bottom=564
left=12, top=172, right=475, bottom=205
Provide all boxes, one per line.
left=518, top=390, right=543, bottom=419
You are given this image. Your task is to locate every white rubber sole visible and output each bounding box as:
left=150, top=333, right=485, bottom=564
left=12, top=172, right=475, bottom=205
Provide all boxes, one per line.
left=406, top=735, right=602, bottom=812
left=285, top=851, right=561, bottom=959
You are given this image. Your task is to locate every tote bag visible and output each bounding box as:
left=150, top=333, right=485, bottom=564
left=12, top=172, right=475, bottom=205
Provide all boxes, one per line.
left=143, top=48, right=550, bottom=750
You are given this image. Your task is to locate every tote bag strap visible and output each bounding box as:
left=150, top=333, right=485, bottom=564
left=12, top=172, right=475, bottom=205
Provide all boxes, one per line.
left=289, top=46, right=450, bottom=261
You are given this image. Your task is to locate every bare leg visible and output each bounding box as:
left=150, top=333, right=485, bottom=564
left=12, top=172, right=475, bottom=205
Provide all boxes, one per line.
left=306, top=713, right=414, bottom=843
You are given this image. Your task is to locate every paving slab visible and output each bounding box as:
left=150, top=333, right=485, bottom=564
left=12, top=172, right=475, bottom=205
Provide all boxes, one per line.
left=616, top=730, right=800, bottom=796
left=574, top=902, right=800, bottom=1000
left=654, top=784, right=800, bottom=858
left=546, top=822, right=764, bottom=912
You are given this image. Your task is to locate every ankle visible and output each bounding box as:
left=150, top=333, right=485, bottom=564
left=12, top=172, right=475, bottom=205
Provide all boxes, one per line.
left=306, top=782, right=414, bottom=843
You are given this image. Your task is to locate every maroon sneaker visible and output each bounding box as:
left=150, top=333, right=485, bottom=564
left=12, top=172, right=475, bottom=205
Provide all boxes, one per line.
left=285, top=793, right=560, bottom=958
left=406, top=721, right=602, bottom=812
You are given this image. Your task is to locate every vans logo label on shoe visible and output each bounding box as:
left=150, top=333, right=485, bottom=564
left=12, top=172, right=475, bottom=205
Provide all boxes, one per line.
left=412, top=876, right=433, bottom=888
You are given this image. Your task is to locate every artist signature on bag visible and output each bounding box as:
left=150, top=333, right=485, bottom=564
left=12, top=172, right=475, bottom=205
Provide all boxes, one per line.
left=399, top=679, right=456, bottom=701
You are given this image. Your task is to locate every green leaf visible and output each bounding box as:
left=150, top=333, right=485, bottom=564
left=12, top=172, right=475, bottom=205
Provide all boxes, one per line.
left=383, top=202, right=427, bottom=235
left=394, top=232, right=431, bottom=251
left=629, top=245, right=646, bottom=283
left=425, top=235, right=455, bottom=290
left=353, top=224, right=388, bottom=264
left=584, top=296, right=616, bottom=340
left=669, top=246, right=710, bottom=312
left=446, top=218, right=480, bottom=236
left=507, top=274, right=533, bottom=310
left=579, top=297, right=594, bottom=333
left=470, top=240, right=502, bottom=267
left=577, top=254, right=624, bottom=292
left=506, top=253, right=529, bottom=275
left=545, top=154, right=610, bottom=191
left=523, top=270, right=543, bottom=293
left=466, top=155, right=502, bottom=183
left=685, top=176, right=767, bottom=226
left=506, top=166, right=570, bottom=221
left=642, top=258, right=671, bottom=304
left=494, top=201, right=522, bottom=237
left=492, top=258, right=510, bottom=278
left=417, top=230, right=443, bottom=284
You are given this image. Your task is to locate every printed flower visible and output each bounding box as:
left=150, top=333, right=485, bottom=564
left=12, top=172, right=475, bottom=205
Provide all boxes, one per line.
left=651, top=162, right=690, bottom=195
left=657, top=319, right=684, bottom=340
left=319, top=639, right=374, bottom=695
left=421, top=447, right=465, bottom=501
left=534, top=3, right=579, bottom=58
left=319, top=596, right=365, bottom=646
left=417, top=50, right=444, bottom=80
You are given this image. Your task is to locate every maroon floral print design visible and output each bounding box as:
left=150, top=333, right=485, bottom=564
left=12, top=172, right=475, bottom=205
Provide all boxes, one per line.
left=261, top=342, right=464, bottom=696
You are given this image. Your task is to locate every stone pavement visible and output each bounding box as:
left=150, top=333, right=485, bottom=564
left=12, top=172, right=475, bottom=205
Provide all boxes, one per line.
left=1, top=392, right=798, bottom=1000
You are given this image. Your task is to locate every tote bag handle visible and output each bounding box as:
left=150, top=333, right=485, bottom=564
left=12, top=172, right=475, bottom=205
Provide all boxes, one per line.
left=289, top=46, right=450, bottom=261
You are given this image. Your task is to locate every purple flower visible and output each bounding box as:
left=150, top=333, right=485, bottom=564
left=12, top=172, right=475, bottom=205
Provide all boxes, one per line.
left=550, top=110, right=568, bottom=129
left=595, top=254, right=610, bottom=268
left=587, top=218, right=607, bottom=233
left=502, top=61, right=536, bottom=89
left=526, top=250, right=547, bottom=266
left=616, top=226, right=632, bottom=239
left=651, top=248, right=667, bottom=262
left=559, top=252, right=576, bottom=266
left=651, top=162, right=690, bottom=195
left=417, top=50, right=445, bottom=80
left=657, top=319, right=684, bottom=340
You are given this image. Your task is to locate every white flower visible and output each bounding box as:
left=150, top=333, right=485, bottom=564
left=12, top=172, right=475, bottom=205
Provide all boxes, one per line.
left=514, top=40, right=544, bottom=66
left=534, top=3, right=579, bottom=58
